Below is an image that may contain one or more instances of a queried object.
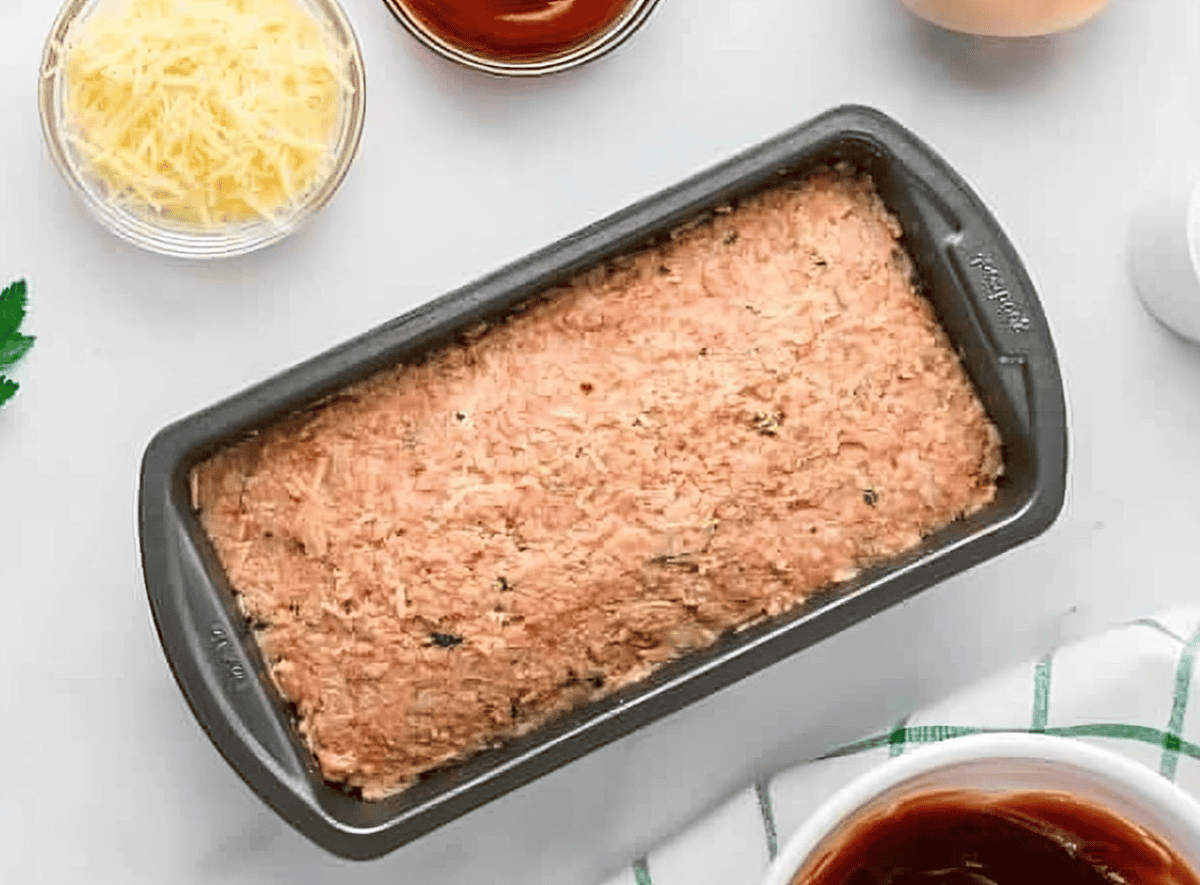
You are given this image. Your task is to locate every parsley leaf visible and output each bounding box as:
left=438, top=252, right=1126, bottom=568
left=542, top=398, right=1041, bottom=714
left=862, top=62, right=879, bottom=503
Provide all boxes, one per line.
left=0, top=279, right=33, bottom=409
left=0, top=279, right=27, bottom=341
left=0, top=334, right=33, bottom=371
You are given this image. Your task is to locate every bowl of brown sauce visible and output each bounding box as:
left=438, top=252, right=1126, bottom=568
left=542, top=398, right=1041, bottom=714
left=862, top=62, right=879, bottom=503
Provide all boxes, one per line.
left=763, top=734, right=1200, bottom=885
left=379, top=0, right=663, bottom=76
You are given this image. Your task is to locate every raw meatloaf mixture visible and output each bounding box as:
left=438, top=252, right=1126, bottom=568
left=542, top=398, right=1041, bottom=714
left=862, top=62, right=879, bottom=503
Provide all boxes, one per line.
left=193, top=166, right=1004, bottom=799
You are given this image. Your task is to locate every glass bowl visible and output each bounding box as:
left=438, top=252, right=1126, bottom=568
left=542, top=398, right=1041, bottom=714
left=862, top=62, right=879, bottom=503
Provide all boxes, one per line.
left=38, top=0, right=367, bottom=259
left=380, top=0, right=663, bottom=77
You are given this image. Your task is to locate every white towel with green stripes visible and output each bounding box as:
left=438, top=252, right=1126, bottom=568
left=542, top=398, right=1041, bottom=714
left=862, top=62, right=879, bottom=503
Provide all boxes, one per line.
left=599, top=609, right=1200, bottom=885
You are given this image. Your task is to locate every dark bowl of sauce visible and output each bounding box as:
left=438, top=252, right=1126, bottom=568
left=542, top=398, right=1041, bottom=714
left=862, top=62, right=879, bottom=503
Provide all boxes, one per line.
left=764, top=735, right=1200, bottom=885
left=795, top=789, right=1200, bottom=885
left=380, top=0, right=663, bottom=76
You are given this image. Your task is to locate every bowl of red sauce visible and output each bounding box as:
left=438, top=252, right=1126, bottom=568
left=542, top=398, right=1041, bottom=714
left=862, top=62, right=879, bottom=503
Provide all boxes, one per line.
left=763, top=734, right=1200, bottom=885
left=380, top=0, right=663, bottom=76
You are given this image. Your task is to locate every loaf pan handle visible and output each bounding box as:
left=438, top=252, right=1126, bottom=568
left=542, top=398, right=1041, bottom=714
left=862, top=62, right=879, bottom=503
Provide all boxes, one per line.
left=874, top=113, right=1059, bottom=348
left=139, top=426, right=317, bottom=822
left=842, top=107, right=1065, bottom=438
left=825, top=106, right=1066, bottom=515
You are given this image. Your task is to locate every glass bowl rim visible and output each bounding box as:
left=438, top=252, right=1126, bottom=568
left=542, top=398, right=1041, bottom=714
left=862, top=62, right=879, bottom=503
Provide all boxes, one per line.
left=378, top=0, right=664, bottom=77
left=37, top=0, right=368, bottom=259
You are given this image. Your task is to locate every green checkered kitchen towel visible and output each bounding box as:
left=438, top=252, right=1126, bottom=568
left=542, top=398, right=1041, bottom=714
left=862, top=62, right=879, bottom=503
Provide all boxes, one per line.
left=599, top=608, right=1200, bottom=885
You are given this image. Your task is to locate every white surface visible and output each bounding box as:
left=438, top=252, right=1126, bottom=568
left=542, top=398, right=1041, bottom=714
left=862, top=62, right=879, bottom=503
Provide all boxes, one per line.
left=2, top=1, right=1200, bottom=883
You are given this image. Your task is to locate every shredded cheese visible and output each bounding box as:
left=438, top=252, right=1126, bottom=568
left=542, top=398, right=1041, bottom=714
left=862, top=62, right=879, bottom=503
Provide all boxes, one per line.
left=62, top=0, right=350, bottom=226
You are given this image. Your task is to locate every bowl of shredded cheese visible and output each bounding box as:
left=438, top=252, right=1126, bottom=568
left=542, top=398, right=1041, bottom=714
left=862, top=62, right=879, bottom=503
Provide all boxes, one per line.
left=38, top=0, right=365, bottom=258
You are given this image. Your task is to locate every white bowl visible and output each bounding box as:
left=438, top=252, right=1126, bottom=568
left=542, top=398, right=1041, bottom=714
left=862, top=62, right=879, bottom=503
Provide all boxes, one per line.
left=1129, top=176, right=1200, bottom=344
left=761, top=733, right=1200, bottom=885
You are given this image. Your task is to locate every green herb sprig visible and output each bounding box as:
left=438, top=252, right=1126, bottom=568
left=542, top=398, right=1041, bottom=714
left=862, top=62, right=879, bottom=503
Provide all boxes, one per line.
left=0, top=279, right=34, bottom=408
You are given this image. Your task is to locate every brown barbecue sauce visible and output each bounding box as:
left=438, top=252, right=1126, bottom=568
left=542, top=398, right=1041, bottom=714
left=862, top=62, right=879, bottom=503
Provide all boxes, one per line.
left=792, top=789, right=1200, bottom=885
left=398, top=0, right=634, bottom=61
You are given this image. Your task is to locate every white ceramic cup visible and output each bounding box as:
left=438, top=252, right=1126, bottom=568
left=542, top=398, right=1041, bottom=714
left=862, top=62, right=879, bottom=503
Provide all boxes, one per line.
left=761, top=733, right=1200, bottom=885
left=1129, top=177, right=1200, bottom=344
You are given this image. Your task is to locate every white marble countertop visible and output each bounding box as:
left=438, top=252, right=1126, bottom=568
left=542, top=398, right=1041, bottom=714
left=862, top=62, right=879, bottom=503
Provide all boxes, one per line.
left=3, top=0, right=1199, bottom=882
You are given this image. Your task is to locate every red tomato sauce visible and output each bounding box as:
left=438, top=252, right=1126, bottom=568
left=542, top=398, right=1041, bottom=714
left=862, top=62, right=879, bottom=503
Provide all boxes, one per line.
left=400, top=0, right=635, bottom=61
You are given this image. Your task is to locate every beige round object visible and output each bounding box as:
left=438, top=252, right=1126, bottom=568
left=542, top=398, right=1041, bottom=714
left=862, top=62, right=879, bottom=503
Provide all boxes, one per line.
left=900, top=0, right=1108, bottom=36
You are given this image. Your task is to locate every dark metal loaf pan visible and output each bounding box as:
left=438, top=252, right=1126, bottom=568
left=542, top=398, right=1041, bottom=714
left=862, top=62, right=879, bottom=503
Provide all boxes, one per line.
left=138, top=105, right=1068, bottom=861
